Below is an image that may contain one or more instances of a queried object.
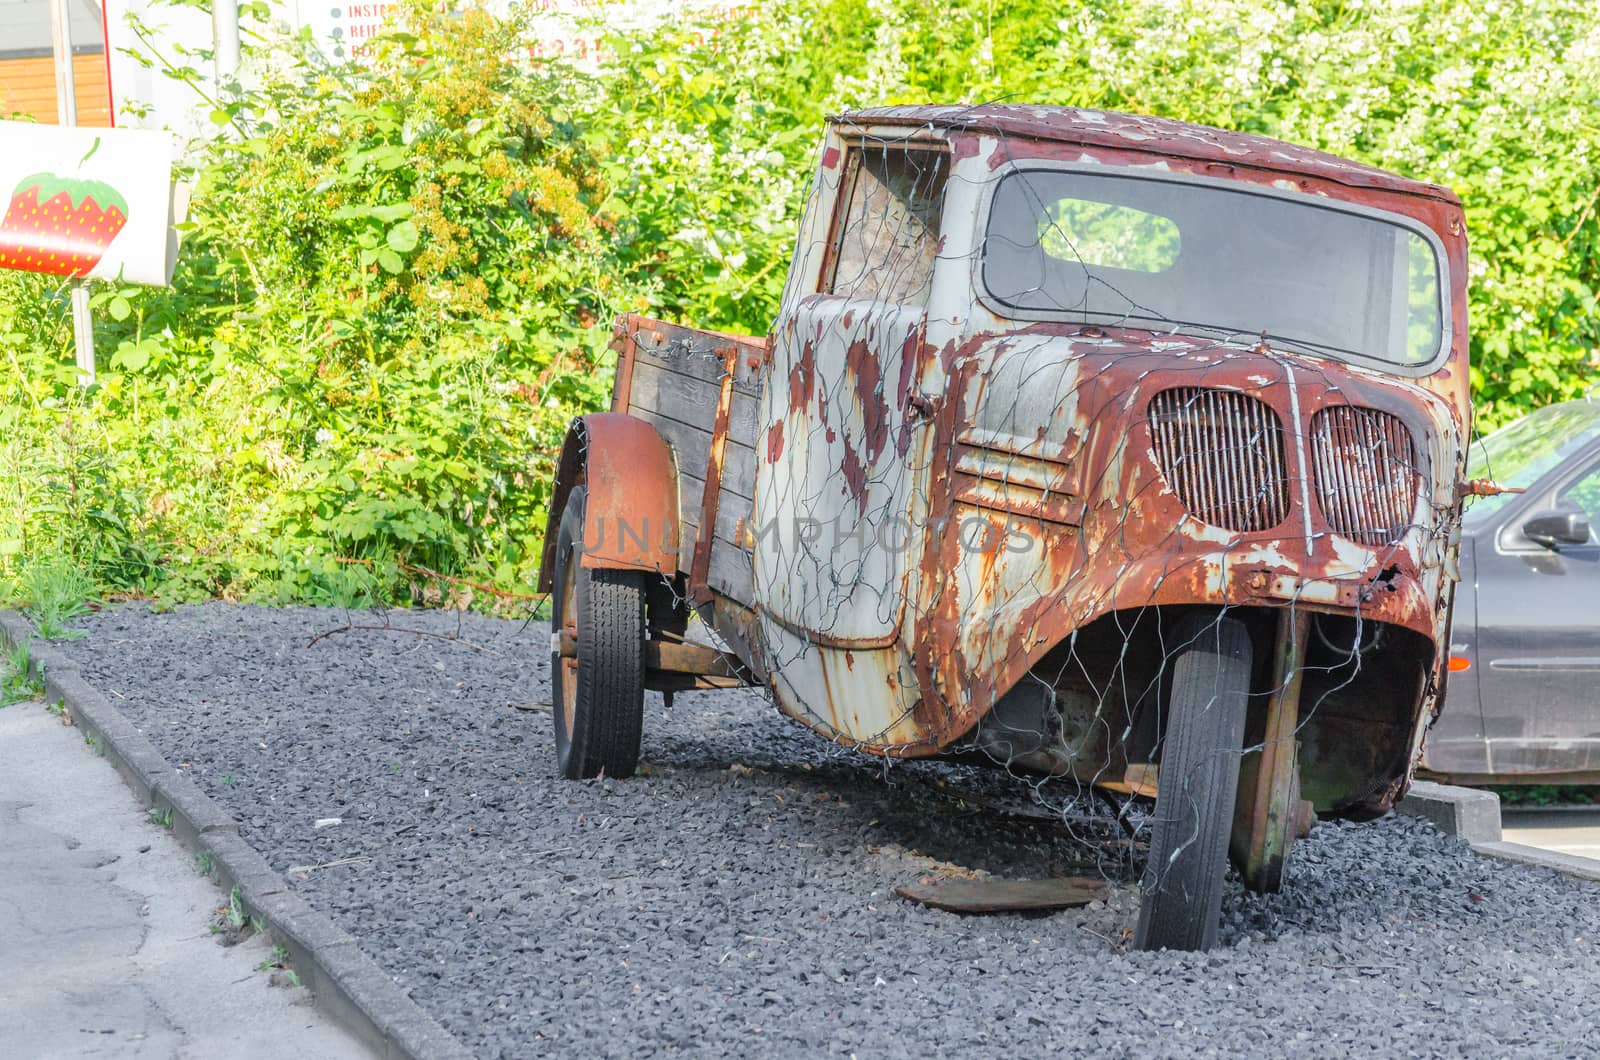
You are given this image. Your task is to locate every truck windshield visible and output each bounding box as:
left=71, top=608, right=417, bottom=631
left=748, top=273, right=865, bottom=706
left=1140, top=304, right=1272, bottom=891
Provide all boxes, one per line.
left=981, top=169, right=1444, bottom=367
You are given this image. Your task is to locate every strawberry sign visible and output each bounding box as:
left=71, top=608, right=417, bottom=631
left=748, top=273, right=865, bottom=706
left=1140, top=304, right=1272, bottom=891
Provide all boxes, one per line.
left=0, top=121, right=175, bottom=286
left=0, top=174, right=131, bottom=277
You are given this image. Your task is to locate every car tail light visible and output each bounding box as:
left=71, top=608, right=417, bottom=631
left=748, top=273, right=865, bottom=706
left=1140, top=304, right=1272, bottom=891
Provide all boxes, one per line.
left=1310, top=406, right=1423, bottom=547
left=1148, top=387, right=1290, bottom=533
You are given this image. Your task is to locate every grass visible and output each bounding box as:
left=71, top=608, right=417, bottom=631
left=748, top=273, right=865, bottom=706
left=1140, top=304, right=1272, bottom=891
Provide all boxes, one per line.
left=149, top=805, right=174, bottom=829
left=210, top=885, right=250, bottom=938
left=196, top=849, right=215, bottom=876
left=16, top=558, right=95, bottom=640
left=0, top=641, right=42, bottom=706
left=257, top=943, right=290, bottom=972
left=256, top=943, right=302, bottom=988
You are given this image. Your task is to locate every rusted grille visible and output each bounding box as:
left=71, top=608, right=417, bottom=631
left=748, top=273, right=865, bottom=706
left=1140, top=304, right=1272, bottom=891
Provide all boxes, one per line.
left=1310, top=406, right=1422, bottom=546
left=1149, top=388, right=1290, bottom=533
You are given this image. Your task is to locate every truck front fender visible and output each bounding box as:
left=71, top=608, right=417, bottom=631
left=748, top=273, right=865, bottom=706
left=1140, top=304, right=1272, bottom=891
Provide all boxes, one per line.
left=536, top=413, right=681, bottom=593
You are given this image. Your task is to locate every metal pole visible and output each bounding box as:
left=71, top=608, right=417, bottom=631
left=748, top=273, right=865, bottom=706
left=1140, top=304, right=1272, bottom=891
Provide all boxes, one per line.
left=49, top=0, right=96, bottom=386
left=213, top=0, right=240, bottom=85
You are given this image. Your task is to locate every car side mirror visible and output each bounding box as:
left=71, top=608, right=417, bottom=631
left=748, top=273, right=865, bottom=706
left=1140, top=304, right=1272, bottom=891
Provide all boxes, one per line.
left=1522, top=506, right=1592, bottom=548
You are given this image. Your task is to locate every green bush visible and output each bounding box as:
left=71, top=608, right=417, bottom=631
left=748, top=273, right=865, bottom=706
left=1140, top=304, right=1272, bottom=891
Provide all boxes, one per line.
left=1, top=0, right=1596, bottom=607
left=2, top=2, right=618, bottom=603
left=591, top=0, right=1600, bottom=425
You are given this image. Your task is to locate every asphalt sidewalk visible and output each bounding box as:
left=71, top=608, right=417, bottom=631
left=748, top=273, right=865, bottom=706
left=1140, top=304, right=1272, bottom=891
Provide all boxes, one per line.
left=0, top=701, right=370, bottom=1059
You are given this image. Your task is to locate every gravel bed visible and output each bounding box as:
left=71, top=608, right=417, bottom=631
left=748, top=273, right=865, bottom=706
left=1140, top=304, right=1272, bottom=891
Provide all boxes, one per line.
left=53, top=603, right=1600, bottom=1057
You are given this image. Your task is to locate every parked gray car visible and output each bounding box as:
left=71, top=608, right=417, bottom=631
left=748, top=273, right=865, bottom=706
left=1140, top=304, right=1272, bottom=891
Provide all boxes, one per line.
left=1424, top=397, right=1600, bottom=780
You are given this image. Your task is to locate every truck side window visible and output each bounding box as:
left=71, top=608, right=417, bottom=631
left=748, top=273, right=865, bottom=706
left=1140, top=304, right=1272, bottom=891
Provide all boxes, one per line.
left=826, top=145, right=948, bottom=305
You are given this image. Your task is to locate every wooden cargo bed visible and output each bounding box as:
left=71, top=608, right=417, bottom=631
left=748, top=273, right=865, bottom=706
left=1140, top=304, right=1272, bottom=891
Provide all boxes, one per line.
left=609, top=314, right=768, bottom=605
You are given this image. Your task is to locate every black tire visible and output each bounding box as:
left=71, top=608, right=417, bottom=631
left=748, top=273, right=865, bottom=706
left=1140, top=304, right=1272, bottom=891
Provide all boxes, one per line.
left=550, top=487, right=646, bottom=779
left=1135, top=613, right=1252, bottom=952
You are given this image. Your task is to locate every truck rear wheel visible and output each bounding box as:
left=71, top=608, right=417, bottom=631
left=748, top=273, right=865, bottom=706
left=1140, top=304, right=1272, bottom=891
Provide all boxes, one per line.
left=1135, top=613, right=1251, bottom=952
left=550, top=486, right=646, bottom=780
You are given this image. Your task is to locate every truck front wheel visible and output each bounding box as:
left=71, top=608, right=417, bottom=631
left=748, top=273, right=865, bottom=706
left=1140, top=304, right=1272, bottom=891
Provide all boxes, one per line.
left=1135, top=613, right=1252, bottom=951
left=550, top=486, right=647, bottom=780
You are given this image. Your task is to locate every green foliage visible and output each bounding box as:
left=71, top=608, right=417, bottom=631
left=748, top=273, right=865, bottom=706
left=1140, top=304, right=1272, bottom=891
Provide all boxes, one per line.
left=2, top=1, right=617, bottom=604
left=257, top=942, right=292, bottom=973
left=14, top=557, right=95, bottom=639
left=0, top=641, right=42, bottom=706
left=1, top=0, right=1597, bottom=606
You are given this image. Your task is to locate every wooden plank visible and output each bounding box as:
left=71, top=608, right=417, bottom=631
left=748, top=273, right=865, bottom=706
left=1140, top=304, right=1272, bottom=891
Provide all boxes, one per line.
left=677, top=470, right=704, bottom=574
left=689, top=347, right=737, bottom=603
left=703, top=483, right=756, bottom=605
left=726, top=391, right=760, bottom=451
left=723, top=412, right=758, bottom=496
left=636, top=341, right=737, bottom=390
left=629, top=359, right=760, bottom=443
left=706, top=535, right=755, bottom=605
left=624, top=317, right=765, bottom=396
left=631, top=407, right=757, bottom=504
left=894, top=877, right=1109, bottom=914
left=675, top=480, right=754, bottom=602
left=663, top=473, right=755, bottom=605
left=646, top=641, right=746, bottom=679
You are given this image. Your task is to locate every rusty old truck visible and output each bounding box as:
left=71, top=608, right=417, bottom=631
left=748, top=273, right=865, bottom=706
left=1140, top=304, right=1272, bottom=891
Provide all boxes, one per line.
left=537, top=105, right=1473, bottom=951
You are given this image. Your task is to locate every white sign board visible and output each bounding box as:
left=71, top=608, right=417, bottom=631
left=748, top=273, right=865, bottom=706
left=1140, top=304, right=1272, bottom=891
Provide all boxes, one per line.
left=0, top=120, right=174, bottom=286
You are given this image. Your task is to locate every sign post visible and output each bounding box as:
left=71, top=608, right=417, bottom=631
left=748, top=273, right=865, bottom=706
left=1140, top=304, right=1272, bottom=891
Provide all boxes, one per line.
left=49, top=0, right=98, bottom=385
left=213, top=0, right=240, bottom=84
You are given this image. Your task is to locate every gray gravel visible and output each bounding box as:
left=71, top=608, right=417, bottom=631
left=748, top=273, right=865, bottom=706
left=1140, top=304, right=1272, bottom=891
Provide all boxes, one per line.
left=52, top=603, right=1600, bottom=1057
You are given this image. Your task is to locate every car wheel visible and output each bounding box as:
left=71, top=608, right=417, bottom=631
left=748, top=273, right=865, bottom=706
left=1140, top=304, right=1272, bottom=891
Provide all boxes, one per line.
left=550, top=486, right=646, bottom=780
left=1135, top=612, right=1251, bottom=951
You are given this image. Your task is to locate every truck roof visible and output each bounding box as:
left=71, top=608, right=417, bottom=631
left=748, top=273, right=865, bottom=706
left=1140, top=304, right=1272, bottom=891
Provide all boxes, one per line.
left=838, top=104, right=1460, bottom=206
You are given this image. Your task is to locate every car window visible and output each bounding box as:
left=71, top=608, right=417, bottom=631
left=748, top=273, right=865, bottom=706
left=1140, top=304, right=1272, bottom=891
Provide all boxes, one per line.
left=1463, top=400, right=1600, bottom=527
left=827, top=145, right=948, bottom=305
left=1556, top=462, right=1600, bottom=544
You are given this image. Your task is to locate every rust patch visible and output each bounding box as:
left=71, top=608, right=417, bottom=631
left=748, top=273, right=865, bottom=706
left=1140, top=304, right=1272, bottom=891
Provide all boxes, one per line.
left=764, top=420, right=785, bottom=464
left=788, top=340, right=817, bottom=410
left=846, top=337, right=889, bottom=459
left=689, top=347, right=738, bottom=605
left=840, top=443, right=868, bottom=512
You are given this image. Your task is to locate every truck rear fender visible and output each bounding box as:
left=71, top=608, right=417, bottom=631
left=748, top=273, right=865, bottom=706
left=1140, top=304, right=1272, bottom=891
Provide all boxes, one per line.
left=536, top=413, right=681, bottom=593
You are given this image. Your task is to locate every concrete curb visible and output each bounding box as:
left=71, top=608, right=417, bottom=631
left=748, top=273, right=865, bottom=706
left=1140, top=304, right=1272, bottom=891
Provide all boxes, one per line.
left=1397, top=780, right=1502, bottom=844
left=1, top=611, right=473, bottom=1060
left=1397, top=778, right=1600, bottom=884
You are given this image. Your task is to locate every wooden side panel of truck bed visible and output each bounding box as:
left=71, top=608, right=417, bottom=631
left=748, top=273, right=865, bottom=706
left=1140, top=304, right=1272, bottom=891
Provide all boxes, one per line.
left=609, top=314, right=767, bottom=604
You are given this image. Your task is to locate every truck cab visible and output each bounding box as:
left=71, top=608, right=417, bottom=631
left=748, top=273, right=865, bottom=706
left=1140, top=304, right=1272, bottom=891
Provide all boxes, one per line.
left=542, top=105, right=1473, bottom=951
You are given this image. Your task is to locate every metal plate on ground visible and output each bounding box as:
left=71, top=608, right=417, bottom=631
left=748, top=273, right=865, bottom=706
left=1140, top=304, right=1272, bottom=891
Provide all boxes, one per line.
left=894, top=876, right=1108, bottom=914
